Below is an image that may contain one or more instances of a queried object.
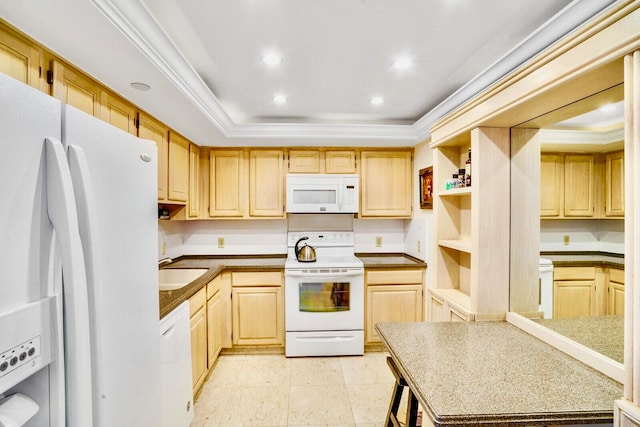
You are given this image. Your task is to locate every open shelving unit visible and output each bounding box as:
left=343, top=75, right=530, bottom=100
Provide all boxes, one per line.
left=428, top=127, right=511, bottom=322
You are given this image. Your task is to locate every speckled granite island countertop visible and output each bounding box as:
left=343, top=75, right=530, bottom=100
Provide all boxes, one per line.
left=159, top=255, right=286, bottom=319
left=356, top=253, right=427, bottom=268
left=375, top=321, right=622, bottom=426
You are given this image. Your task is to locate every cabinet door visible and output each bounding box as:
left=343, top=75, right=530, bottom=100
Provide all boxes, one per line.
left=167, top=132, right=190, bottom=203
left=288, top=150, right=320, bottom=173
left=360, top=150, right=412, bottom=217
left=190, top=305, right=207, bottom=395
left=101, top=90, right=137, bottom=135
left=564, top=154, right=595, bottom=217
left=0, top=27, right=40, bottom=88
left=51, top=60, right=102, bottom=117
left=188, top=144, right=200, bottom=218
left=553, top=280, right=596, bottom=318
left=210, top=150, right=244, bottom=217
left=608, top=268, right=625, bottom=315
left=366, top=285, right=422, bottom=344
left=138, top=113, right=169, bottom=201
left=605, top=151, right=624, bottom=217
left=540, top=154, right=563, bottom=217
left=207, top=291, right=223, bottom=368
left=249, top=150, right=284, bottom=217
left=427, top=292, right=447, bottom=322
left=232, top=286, right=283, bottom=346
left=325, top=150, right=356, bottom=173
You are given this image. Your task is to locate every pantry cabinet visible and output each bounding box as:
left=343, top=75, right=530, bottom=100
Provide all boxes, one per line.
left=231, top=271, right=284, bottom=346
left=430, top=127, right=510, bottom=322
left=360, top=150, right=413, bottom=217
left=188, top=287, right=207, bottom=395
left=365, top=269, right=424, bottom=344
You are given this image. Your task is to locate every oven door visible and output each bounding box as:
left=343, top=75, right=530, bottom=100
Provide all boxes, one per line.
left=285, top=268, right=364, bottom=332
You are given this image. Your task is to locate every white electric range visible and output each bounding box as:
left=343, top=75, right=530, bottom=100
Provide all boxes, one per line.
left=284, top=231, right=364, bottom=357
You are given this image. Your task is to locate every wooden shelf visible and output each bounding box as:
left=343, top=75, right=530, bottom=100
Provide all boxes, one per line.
left=438, top=239, right=472, bottom=253
left=438, top=187, right=472, bottom=197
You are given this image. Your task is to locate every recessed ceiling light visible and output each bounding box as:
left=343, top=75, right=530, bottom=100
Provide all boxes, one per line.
left=392, top=57, right=412, bottom=69
left=272, top=94, right=288, bottom=104
left=262, top=53, right=283, bottom=66
left=369, top=96, right=384, bottom=106
left=130, top=82, right=150, bottom=91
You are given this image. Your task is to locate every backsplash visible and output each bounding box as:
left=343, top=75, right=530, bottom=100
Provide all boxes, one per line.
left=540, top=219, right=624, bottom=254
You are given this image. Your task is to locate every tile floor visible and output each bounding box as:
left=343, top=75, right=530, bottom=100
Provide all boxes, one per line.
left=191, top=351, right=410, bottom=427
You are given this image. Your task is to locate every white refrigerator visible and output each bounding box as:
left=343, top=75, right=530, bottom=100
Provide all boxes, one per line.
left=0, top=72, right=162, bottom=426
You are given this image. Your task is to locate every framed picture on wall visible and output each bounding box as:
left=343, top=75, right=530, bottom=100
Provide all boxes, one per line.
left=419, top=166, right=433, bottom=209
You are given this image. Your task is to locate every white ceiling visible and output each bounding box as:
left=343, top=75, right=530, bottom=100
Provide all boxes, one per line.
left=0, top=0, right=617, bottom=147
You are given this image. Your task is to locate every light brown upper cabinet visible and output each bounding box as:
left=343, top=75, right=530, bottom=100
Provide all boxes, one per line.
left=209, top=150, right=245, bottom=217
left=138, top=113, right=169, bottom=201
left=249, top=150, right=285, bottom=217
left=325, top=150, right=357, bottom=173
left=287, top=149, right=356, bottom=174
left=188, top=144, right=200, bottom=219
left=360, top=150, right=412, bottom=217
left=288, top=150, right=320, bottom=173
left=51, top=60, right=102, bottom=118
left=167, top=132, right=190, bottom=203
left=540, top=154, right=563, bottom=217
left=101, top=90, right=137, bottom=135
left=540, top=152, right=623, bottom=219
left=605, top=151, right=624, bottom=217
left=0, top=24, right=41, bottom=89
left=564, top=154, right=595, bottom=217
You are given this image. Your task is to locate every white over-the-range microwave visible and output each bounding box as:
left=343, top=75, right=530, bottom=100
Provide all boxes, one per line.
left=286, top=174, right=359, bottom=213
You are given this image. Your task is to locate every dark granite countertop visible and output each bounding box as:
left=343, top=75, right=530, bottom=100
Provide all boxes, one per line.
left=159, top=253, right=426, bottom=318
left=535, top=315, right=624, bottom=364
left=357, top=253, right=427, bottom=268
left=376, top=321, right=622, bottom=426
left=541, top=251, right=624, bottom=268
left=159, top=255, right=286, bottom=319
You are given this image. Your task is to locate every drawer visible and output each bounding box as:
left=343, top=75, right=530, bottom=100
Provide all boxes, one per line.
left=189, top=287, right=206, bottom=317
left=366, top=269, right=423, bottom=285
left=553, top=266, right=596, bottom=281
left=609, top=268, right=625, bottom=284
left=232, top=271, right=282, bottom=287
left=207, top=274, right=222, bottom=299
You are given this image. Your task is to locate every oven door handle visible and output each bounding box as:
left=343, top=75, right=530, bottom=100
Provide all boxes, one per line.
left=286, top=270, right=363, bottom=278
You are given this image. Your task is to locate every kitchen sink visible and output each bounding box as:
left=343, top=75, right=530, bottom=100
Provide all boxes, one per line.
left=158, top=269, right=208, bottom=291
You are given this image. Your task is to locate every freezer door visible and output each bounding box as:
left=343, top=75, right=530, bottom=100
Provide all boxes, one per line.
left=64, top=105, right=161, bottom=427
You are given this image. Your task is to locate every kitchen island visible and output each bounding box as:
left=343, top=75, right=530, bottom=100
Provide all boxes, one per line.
left=375, top=321, right=622, bottom=426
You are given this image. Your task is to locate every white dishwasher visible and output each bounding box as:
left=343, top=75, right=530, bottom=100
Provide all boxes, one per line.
left=160, top=300, right=193, bottom=427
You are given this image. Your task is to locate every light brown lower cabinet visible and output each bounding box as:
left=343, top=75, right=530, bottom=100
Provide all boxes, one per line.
left=188, top=288, right=207, bottom=395
left=231, top=271, right=284, bottom=346
left=553, top=265, right=624, bottom=319
left=206, top=276, right=223, bottom=368
left=426, top=288, right=475, bottom=322
left=365, top=268, right=424, bottom=344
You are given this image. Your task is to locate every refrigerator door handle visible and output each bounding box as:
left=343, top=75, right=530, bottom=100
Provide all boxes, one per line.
left=45, top=137, right=94, bottom=427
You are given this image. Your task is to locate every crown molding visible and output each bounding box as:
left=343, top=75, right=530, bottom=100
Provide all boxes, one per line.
left=90, top=0, right=615, bottom=144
